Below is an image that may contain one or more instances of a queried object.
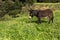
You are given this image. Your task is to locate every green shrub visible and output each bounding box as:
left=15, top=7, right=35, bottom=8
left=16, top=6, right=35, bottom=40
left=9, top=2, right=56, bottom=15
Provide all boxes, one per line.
left=0, top=0, right=36, bottom=18
left=8, top=9, right=20, bottom=17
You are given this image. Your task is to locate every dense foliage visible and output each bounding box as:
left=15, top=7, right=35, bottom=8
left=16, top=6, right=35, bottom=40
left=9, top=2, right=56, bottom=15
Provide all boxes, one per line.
left=0, top=0, right=36, bottom=18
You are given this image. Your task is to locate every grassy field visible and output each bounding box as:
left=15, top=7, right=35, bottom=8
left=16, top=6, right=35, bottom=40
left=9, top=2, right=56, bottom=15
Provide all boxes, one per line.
left=0, top=11, right=60, bottom=40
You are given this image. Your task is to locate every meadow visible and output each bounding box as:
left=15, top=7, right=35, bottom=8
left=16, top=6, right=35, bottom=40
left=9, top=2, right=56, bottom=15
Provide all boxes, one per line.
left=0, top=11, right=60, bottom=40
left=0, top=4, right=60, bottom=40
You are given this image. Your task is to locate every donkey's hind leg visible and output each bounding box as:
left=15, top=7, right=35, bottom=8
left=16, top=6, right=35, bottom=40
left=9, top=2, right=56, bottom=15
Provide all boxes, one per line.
left=48, top=16, right=54, bottom=23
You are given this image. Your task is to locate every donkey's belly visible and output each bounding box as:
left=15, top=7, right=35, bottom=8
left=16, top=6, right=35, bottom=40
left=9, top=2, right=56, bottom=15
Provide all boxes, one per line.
left=41, top=15, right=48, bottom=17
left=40, top=15, right=48, bottom=18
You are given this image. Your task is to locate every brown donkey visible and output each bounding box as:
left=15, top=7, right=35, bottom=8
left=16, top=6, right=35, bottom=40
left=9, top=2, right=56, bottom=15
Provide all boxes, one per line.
left=29, top=9, right=54, bottom=23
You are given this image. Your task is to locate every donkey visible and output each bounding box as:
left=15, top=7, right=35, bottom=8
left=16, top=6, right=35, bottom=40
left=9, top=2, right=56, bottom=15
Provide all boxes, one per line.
left=29, top=9, right=54, bottom=23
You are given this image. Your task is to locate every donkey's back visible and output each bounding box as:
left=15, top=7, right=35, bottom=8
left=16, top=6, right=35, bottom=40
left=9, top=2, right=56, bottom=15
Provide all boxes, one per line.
left=38, top=9, right=53, bottom=17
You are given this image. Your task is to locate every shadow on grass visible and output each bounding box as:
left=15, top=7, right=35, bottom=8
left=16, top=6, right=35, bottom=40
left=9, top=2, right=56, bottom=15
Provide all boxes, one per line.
left=26, top=20, right=48, bottom=24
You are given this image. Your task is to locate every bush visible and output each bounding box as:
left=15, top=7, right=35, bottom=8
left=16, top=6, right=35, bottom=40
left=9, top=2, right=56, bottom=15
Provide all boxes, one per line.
left=14, top=1, right=22, bottom=9
left=0, top=1, right=15, bottom=18
left=8, top=9, right=21, bottom=18
left=0, top=0, right=36, bottom=18
left=0, top=0, right=22, bottom=18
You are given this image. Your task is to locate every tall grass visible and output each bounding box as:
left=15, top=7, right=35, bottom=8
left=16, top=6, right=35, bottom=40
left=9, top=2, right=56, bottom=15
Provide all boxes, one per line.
left=31, top=3, right=60, bottom=10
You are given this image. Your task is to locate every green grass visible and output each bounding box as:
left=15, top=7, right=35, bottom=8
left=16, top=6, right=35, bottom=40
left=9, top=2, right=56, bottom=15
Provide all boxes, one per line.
left=0, top=11, right=60, bottom=40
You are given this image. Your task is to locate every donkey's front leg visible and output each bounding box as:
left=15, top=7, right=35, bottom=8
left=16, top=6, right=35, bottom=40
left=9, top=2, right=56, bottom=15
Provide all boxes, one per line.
left=48, top=18, right=51, bottom=23
left=37, top=17, right=41, bottom=24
